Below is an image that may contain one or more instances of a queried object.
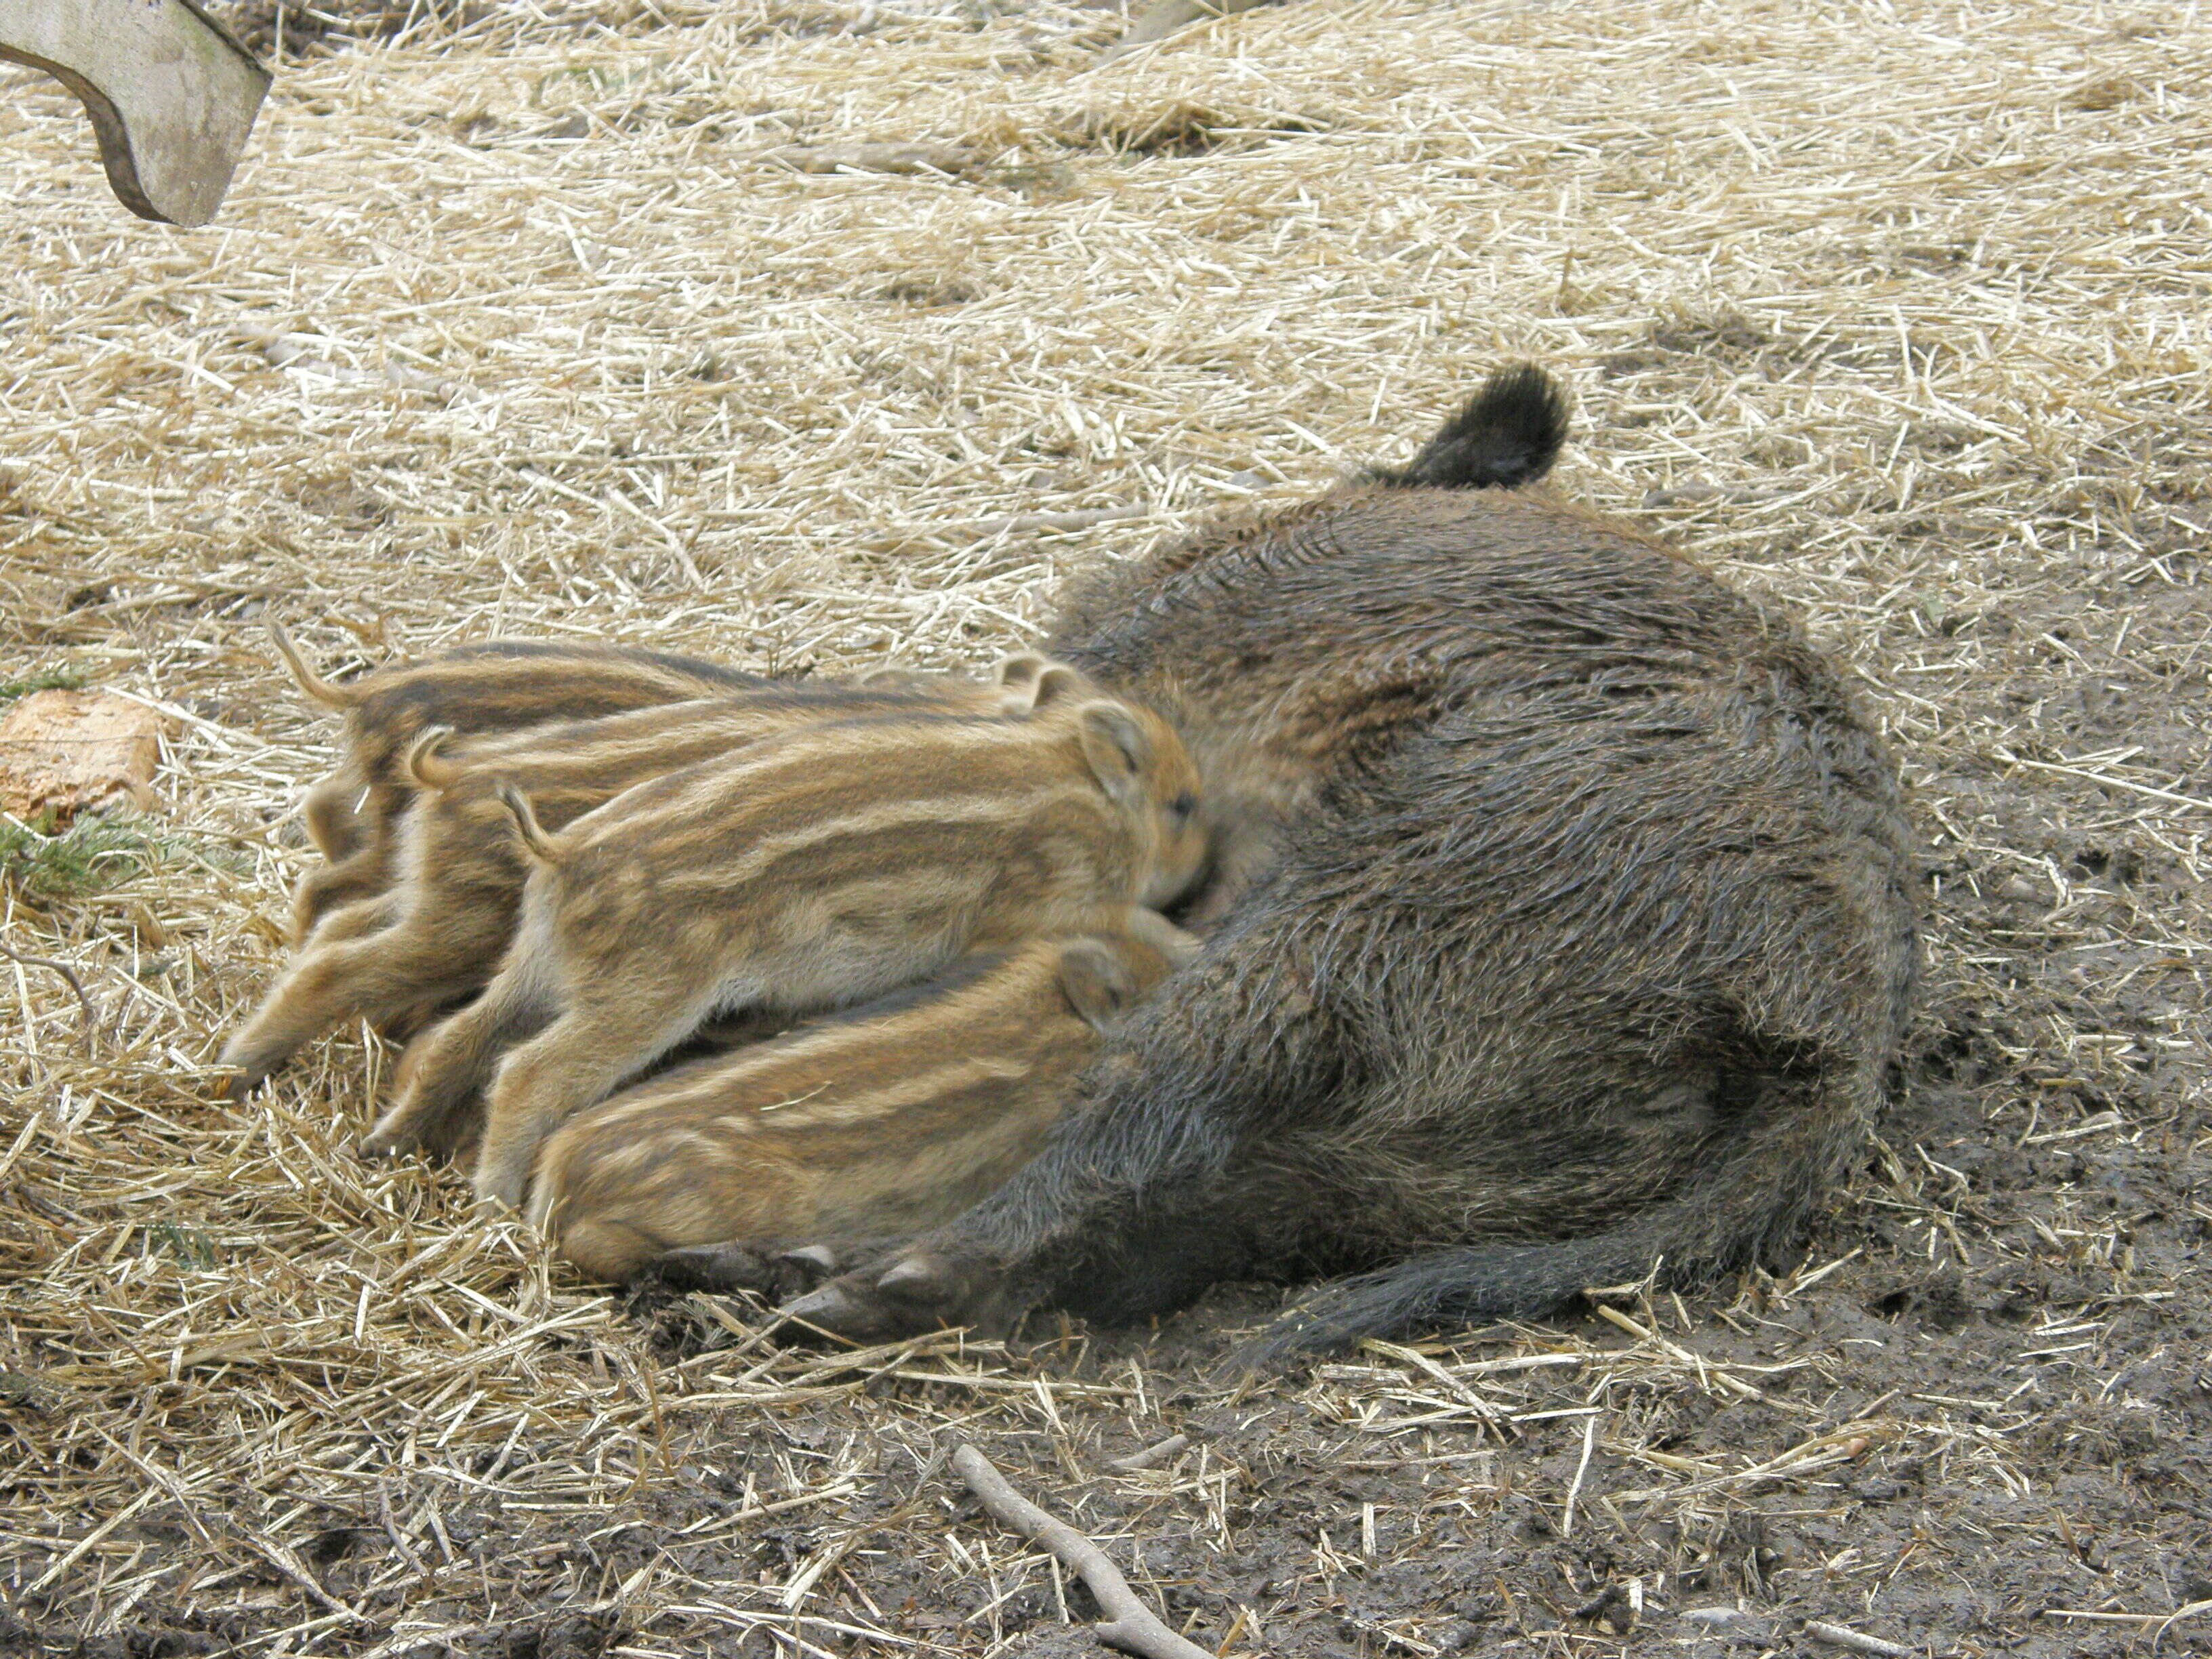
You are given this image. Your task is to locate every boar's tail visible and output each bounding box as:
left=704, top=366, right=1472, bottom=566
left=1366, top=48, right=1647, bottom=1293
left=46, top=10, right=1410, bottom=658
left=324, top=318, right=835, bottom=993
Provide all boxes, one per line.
left=1245, top=1233, right=1666, bottom=1365
left=269, top=621, right=361, bottom=710
left=1244, top=1072, right=1862, bottom=1364
left=495, top=782, right=565, bottom=866
left=403, top=726, right=463, bottom=790
left=1368, top=363, right=1570, bottom=491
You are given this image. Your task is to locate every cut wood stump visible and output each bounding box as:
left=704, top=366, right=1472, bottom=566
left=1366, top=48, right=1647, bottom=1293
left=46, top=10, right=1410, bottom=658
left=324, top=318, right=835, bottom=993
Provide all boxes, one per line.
left=0, top=690, right=176, bottom=823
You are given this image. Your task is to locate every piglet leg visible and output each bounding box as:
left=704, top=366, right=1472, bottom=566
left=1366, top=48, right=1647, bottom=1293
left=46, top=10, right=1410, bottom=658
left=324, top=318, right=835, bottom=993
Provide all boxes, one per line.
left=290, top=851, right=393, bottom=945
left=361, top=954, right=556, bottom=1158
left=300, top=775, right=367, bottom=863
left=476, top=987, right=723, bottom=1211
left=218, top=895, right=499, bottom=1095
left=781, top=912, right=1327, bottom=1339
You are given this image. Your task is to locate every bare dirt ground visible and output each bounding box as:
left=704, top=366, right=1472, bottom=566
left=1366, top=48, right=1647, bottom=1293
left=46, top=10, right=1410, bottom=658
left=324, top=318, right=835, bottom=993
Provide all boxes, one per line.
left=3, top=0, right=2209, bottom=1654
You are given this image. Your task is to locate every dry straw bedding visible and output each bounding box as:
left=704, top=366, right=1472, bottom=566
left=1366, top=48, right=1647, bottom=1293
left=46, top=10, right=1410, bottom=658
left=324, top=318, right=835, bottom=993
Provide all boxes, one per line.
left=3, top=0, right=2210, bottom=1653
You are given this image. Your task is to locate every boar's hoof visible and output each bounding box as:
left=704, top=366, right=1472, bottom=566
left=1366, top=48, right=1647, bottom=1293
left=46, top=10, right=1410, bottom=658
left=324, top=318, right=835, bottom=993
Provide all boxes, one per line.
left=776, top=1244, right=843, bottom=1289
left=646, top=1241, right=780, bottom=1294
left=876, top=1255, right=953, bottom=1301
left=773, top=1279, right=899, bottom=1345
left=776, top=1250, right=994, bottom=1344
left=874, top=1250, right=1005, bottom=1326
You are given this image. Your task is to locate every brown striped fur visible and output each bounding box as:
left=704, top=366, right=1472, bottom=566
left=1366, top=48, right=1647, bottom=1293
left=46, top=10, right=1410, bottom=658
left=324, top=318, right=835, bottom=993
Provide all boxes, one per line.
left=532, top=914, right=1194, bottom=1284
left=390, top=667, right=1206, bottom=1208
left=222, top=666, right=1044, bottom=1103
left=270, top=625, right=766, bottom=943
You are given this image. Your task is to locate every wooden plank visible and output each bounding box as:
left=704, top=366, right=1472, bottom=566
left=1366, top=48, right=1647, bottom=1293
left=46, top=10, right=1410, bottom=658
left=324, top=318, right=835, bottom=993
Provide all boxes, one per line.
left=1, top=0, right=271, bottom=226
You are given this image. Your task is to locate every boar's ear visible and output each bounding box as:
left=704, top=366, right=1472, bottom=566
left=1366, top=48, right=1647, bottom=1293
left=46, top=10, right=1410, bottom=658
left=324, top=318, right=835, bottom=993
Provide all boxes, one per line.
left=1059, top=939, right=1138, bottom=1031
left=1077, top=702, right=1149, bottom=803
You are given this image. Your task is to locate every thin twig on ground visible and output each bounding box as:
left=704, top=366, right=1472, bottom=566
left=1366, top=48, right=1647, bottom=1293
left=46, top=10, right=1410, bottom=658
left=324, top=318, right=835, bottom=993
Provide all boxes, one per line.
left=0, top=938, right=102, bottom=1050
left=2045, top=1601, right=2212, bottom=1628
left=1804, top=1620, right=1915, bottom=1657
left=1105, top=1433, right=1189, bottom=1473
left=949, top=1443, right=1221, bottom=1659
left=1561, top=1412, right=1598, bottom=1538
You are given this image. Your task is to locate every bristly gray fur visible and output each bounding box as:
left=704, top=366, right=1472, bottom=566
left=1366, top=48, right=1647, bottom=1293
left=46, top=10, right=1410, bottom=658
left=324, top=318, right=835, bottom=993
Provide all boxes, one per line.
left=775, top=364, right=1921, bottom=1362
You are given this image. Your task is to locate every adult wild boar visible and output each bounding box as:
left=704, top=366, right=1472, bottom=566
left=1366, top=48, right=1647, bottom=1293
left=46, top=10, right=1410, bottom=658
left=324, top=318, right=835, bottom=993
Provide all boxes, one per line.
left=781, top=365, right=1921, bottom=1359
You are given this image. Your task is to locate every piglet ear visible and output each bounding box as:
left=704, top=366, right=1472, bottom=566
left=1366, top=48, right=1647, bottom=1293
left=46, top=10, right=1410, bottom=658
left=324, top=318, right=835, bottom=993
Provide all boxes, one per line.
left=1058, top=939, right=1137, bottom=1031
left=1077, top=701, right=1148, bottom=804
left=1122, top=905, right=1202, bottom=970
left=1027, top=663, right=1090, bottom=712
left=992, top=652, right=1055, bottom=715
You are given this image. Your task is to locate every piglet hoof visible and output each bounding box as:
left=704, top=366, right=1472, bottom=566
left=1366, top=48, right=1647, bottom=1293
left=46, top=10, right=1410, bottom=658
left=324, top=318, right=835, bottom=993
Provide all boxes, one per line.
left=471, top=1163, right=527, bottom=1214
left=356, top=1107, right=419, bottom=1162
left=355, top=1128, right=407, bottom=1162
left=468, top=1128, right=540, bottom=1211
left=213, top=1030, right=274, bottom=1097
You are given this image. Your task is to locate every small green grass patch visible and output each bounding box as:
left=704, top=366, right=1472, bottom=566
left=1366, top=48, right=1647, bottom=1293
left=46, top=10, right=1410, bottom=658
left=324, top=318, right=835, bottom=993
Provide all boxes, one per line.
left=0, top=665, right=90, bottom=706
left=0, top=815, right=188, bottom=901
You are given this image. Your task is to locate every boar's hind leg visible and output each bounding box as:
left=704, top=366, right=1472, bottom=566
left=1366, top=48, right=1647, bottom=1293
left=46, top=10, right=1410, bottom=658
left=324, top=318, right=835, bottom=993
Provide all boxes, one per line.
left=780, top=916, right=1331, bottom=1341
left=1240, top=1236, right=1655, bottom=1364
left=1238, top=1068, right=1870, bottom=1364
left=779, top=1160, right=1286, bottom=1347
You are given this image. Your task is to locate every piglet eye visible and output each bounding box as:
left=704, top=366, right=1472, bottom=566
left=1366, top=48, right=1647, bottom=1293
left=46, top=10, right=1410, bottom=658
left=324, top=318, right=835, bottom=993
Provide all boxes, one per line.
left=1170, top=791, right=1198, bottom=823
